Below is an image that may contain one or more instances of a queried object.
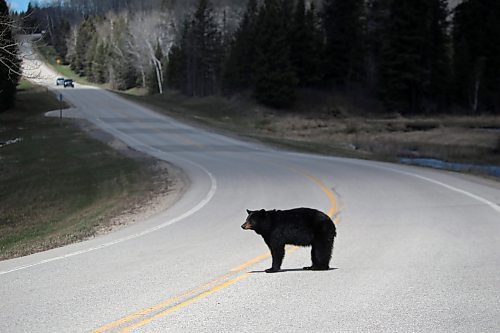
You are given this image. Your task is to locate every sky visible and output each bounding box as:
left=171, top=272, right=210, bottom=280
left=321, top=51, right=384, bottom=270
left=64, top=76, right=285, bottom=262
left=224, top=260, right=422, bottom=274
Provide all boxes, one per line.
left=7, top=0, right=29, bottom=12
left=6, top=0, right=45, bottom=12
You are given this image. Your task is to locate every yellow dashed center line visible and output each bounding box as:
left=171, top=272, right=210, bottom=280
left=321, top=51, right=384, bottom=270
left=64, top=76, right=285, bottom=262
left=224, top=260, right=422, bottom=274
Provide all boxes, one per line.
left=118, top=273, right=250, bottom=333
left=93, top=166, right=338, bottom=332
left=92, top=272, right=234, bottom=333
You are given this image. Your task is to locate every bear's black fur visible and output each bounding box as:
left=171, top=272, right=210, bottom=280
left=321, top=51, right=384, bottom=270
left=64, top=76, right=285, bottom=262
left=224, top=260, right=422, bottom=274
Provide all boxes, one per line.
left=242, top=208, right=336, bottom=273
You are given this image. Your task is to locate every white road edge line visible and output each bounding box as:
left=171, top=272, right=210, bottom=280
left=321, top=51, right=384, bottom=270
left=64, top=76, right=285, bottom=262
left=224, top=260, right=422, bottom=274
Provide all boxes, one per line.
left=379, top=165, right=500, bottom=214
left=284, top=151, right=500, bottom=214
left=0, top=118, right=218, bottom=276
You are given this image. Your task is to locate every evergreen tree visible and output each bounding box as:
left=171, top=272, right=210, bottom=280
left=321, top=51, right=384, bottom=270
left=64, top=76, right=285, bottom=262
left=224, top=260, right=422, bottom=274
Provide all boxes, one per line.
left=290, top=0, right=323, bottom=87
left=167, top=19, right=189, bottom=91
left=166, top=44, right=185, bottom=90
left=253, top=0, right=297, bottom=108
left=290, top=0, right=307, bottom=85
left=322, top=0, right=365, bottom=87
left=22, top=2, right=38, bottom=33
left=90, top=41, right=108, bottom=83
left=380, top=0, right=450, bottom=114
left=85, top=34, right=99, bottom=78
left=453, top=0, right=500, bottom=113
left=0, top=0, right=20, bottom=112
left=71, top=17, right=96, bottom=76
left=189, top=0, right=223, bottom=96
left=51, top=19, right=71, bottom=62
left=426, top=0, right=451, bottom=110
left=172, top=0, right=223, bottom=97
left=365, top=0, right=391, bottom=92
left=222, top=0, right=259, bottom=92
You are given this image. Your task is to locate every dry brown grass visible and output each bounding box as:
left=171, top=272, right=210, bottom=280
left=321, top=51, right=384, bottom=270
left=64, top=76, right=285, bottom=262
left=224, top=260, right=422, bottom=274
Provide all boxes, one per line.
left=123, top=90, right=500, bottom=167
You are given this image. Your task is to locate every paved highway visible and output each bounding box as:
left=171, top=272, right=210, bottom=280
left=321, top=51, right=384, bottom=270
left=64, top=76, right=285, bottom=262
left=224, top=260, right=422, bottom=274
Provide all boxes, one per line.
left=1, top=40, right=499, bottom=332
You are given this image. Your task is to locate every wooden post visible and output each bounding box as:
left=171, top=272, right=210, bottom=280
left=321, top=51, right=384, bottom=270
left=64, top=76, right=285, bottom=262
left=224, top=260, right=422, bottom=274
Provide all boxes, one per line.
left=59, top=94, right=63, bottom=119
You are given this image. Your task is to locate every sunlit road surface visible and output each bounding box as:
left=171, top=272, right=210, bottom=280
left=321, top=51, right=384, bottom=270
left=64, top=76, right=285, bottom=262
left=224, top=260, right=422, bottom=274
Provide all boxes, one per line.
left=1, top=37, right=499, bottom=332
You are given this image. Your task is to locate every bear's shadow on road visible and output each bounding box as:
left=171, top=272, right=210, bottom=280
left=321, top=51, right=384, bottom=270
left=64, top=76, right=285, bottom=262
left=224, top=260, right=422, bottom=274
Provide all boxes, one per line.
left=250, top=267, right=338, bottom=274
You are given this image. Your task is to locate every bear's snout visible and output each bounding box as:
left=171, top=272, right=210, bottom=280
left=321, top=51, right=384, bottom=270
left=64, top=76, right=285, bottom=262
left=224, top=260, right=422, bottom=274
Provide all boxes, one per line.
left=241, top=222, right=252, bottom=230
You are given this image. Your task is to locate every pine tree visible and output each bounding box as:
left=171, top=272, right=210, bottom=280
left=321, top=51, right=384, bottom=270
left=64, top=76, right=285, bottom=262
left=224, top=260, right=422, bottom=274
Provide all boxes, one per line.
left=322, top=0, right=365, bottom=87
left=290, top=0, right=323, bottom=87
left=91, top=41, right=108, bottom=83
left=290, top=0, right=307, bottom=85
left=22, top=2, right=37, bottom=33
left=166, top=19, right=188, bottom=91
left=426, top=0, right=451, bottom=110
left=381, top=1, right=426, bottom=114
left=253, top=0, right=298, bottom=108
left=71, top=17, right=96, bottom=76
left=222, top=0, right=259, bottom=92
left=365, top=0, right=391, bottom=92
left=85, top=34, right=99, bottom=78
left=165, top=0, right=223, bottom=96
left=166, top=44, right=185, bottom=90
left=52, top=19, right=71, bottom=62
left=190, top=0, right=223, bottom=96
left=453, top=0, right=500, bottom=113
left=0, top=0, right=20, bottom=112
left=380, top=0, right=450, bottom=114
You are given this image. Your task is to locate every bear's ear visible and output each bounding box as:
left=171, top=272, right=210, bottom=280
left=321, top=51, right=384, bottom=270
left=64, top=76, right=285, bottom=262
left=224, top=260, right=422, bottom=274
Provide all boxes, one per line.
left=246, top=209, right=252, bottom=215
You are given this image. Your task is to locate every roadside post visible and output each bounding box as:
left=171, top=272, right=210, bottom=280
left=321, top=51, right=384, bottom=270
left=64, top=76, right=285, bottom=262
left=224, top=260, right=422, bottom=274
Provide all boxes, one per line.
left=59, top=94, right=63, bottom=119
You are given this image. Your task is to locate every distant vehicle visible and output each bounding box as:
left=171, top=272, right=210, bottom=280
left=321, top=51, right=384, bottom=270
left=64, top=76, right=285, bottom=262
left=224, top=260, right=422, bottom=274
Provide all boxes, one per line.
left=63, top=79, right=74, bottom=88
left=56, top=77, right=65, bottom=86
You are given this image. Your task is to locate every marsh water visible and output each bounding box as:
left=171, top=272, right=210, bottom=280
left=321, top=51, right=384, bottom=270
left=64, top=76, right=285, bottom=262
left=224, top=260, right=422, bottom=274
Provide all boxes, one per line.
left=400, top=158, right=500, bottom=178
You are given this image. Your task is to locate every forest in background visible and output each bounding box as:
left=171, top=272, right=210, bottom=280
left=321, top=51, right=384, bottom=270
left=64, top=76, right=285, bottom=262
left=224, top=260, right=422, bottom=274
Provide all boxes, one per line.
left=7, top=0, right=500, bottom=115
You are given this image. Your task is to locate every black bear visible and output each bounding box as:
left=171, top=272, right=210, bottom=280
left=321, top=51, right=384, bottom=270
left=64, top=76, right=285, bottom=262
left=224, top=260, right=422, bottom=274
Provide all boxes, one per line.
left=241, top=208, right=336, bottom=273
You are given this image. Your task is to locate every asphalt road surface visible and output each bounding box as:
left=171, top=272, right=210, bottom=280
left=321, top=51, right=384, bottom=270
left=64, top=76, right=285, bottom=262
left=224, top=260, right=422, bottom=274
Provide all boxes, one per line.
left=1, top=39, right=499, bottom=332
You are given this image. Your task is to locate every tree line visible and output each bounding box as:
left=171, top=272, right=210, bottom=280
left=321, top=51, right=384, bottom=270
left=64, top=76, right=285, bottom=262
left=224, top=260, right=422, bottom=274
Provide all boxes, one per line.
left=18, top=0, right=500, bottom=114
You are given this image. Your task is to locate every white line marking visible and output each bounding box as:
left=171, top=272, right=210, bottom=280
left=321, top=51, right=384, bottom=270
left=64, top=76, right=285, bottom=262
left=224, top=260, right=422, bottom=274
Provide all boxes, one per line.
left=283, top=151, right=500, bottom=214
left=378, top=166, right=500, bottom=214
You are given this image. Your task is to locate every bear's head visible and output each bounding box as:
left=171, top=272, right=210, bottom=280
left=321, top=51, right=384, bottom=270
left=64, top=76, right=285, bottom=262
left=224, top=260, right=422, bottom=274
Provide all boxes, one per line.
left=241, top=209, right=268, bottom=233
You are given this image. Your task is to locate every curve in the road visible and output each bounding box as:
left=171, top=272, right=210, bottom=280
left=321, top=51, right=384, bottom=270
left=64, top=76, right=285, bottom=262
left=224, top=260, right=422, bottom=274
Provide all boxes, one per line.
left=92, top=165, right=340, bottom=333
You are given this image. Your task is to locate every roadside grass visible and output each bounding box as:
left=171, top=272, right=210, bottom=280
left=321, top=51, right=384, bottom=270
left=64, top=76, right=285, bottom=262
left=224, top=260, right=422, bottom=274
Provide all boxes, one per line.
left=120, top=90, right=500, bottom=168
left=0, top=81, right=169, bottom=259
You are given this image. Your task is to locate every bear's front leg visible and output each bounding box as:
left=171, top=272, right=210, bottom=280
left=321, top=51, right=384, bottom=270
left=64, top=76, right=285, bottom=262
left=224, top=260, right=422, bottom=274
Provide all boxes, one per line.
left=266, top=244, right=285, bottom=273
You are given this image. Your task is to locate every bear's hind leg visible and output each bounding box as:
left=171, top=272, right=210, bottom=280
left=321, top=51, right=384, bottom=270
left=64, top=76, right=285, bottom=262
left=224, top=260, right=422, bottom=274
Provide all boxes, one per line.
left=303, top=245, right=320, bottom=270
left=304, top=239, right=332, bottom=271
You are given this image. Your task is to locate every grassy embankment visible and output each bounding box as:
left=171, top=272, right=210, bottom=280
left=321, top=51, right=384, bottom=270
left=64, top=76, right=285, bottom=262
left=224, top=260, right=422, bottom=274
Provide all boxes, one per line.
left=121, top=90, right=500, bottom=168
left=0, top=81, right=171, bottom=259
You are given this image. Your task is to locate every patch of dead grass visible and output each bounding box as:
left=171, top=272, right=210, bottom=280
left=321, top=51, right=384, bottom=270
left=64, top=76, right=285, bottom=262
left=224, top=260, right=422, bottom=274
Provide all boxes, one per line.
left=121, top=90, right=500, bottom=169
